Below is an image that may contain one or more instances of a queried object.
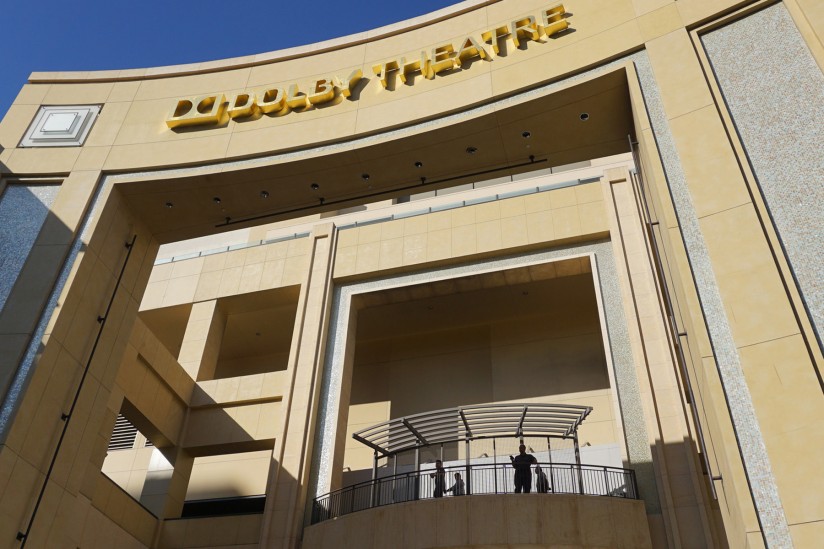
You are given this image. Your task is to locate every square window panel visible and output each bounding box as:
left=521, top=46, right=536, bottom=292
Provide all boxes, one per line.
left=20, top=105, right=100, bottom=147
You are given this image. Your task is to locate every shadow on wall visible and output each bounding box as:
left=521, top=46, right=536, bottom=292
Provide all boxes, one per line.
left=138, top=286, right=300, bottom=381
left=0, top=160, right=298, bottom=548
left=99, top=364, right=284, bottom=546
left=104, top=364, right=278, bottom=516
left=0, top=168, right=75, bottom=434
left=0, top=176, right=103, bottom=547
left=0, top=179, right=66, bottom=335
left=0, top=168, right=80, bottom=432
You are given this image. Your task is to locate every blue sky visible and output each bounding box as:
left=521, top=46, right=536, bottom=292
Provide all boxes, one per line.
left=0, top=0, right=459, bottom=119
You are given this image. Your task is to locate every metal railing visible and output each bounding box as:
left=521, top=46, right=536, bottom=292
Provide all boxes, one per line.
left=311, top=462, right=638, bottom=524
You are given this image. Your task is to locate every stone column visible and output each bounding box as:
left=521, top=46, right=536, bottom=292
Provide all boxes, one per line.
left=260, top=225, right=336, bottom=548
left=606, top=166, right=715, bottom=548
left=177, top=300, right=225, bottom=381
left=328, top=308, right=359, bottom=494
left=644, top=25, right=813, bottom=548
left=140, top=446, right=194, bottom=520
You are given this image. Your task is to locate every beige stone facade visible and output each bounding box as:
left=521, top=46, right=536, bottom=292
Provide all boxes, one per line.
left=0, top=1, right=822, bottom=548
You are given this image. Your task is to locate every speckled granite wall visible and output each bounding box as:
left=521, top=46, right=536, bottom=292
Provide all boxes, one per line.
left=311, top=242, right=660, bottom=513
left=632, top=45, right=794, bottom=548
left=0, top=179, right=102, bottom=438
left=0, top=184, right=60, bottom=312
left=633, top=9, right=811, bottom=542
left=0, top=183, right=61, bottom=435
left=702, top=2, right=824, bottom=347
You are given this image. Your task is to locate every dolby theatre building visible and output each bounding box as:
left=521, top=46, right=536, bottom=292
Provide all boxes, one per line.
left=0, top=0, right=822, bottom=548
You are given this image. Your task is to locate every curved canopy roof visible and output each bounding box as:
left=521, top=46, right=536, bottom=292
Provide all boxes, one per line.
left=352, top=402, right=592, bottom=457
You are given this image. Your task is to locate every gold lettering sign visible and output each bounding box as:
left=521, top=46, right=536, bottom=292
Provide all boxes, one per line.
left=166, top=4, right=570, bottom=129
left=166, top=69, right=362, bottom=128
left=373, top=4, right=570, bottom=89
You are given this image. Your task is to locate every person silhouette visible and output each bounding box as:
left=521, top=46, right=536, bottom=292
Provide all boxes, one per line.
left=446, top=472, right=465, bottom=496
left=535, top=464, right=549, bottom=493
left=430, top=459, right=446, bottom=498
left=510, top=444, right=537, bottom=493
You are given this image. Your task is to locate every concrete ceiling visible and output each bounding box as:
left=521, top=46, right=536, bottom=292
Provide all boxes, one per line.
left=117, top=68, right=632, bottom=243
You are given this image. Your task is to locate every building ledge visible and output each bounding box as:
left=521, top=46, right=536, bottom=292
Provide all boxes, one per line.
left=303, top=493, right=652, bottom=549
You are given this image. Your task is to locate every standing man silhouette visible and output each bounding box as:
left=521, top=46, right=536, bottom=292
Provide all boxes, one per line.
left=430, top=459, right=446, bottom=498
left=510, top=444, right=537, bottom=493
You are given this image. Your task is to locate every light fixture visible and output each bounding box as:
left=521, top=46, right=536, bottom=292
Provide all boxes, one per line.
left=414, top=161, right=423, bottom=168
left=311, top=183, right=320, bottom=191
left=212, top=197, right=221, bottom=204
left=466, top=146, right=478, bottom=154
left=260, top=190, right=270, bottom=198
left=521, top=131, right=531, bottom=138
left=361, top=173, right=370, bottom=181
left=164, top=202, right=174, bottom=208
left=579, top=112, right=590, bottom=121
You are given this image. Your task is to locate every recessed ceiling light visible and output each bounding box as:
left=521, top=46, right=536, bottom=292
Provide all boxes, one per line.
left=213, top=197, right=221, bottom=204
left=311, top=183, right=320, bottom=191
left=164, top=202, right=174, bottom=208
left=521, top=131, right=531, bottom=138
left=414, top=161, right=423, bottom=168
left=260, top=190, right=270, bottom=198
left=466, top=146, right=478, bottom=154
left=361, top=173, right=370, bottom=181
left=579, top=112, right=590, bottom=121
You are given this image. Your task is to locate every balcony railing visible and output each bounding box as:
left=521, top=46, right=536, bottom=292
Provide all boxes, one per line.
left=311, top=462, right=638, bottom=525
